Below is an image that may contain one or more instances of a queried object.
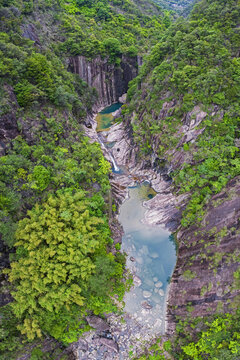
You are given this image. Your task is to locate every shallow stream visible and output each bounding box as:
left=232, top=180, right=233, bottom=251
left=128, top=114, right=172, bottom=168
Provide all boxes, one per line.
left=119, top=183, right=176, bottom=333
left=97, top=104, right=176, bottom=335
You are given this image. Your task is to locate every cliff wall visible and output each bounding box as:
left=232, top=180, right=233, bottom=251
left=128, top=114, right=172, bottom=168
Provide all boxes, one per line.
left=69, top=55, right=139, bottom=108
left=112, top=99, right=240, bottom=335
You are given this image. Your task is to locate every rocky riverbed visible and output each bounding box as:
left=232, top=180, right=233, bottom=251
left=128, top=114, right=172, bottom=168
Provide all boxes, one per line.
left=73, top=103, right=178, bottom=359
left=81, top=99, right=240, bottom=358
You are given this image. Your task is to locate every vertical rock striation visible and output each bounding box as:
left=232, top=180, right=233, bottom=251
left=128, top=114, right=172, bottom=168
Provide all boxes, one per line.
left=69, top=55, right=139, bottom=108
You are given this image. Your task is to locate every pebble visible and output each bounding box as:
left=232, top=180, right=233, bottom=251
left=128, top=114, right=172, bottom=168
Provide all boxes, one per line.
left=144, top=278, right=154, bottom=287
left=141, top=308, right=151, bottom=316
left=133, top=275, right=142, bottom=287
left=141, top=301, right=153, bottom=310
left=142, top=290, right=152, bottom=298
left=159, top=289, right=164, bottom=296
left=155, top=281, right=163, bottom=288
left=153, top=277, right=158, bottom=282
left=149, top=252, right=159, bottom=259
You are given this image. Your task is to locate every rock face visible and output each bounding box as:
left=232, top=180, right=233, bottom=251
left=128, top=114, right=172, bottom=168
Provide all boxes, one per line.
left=166, top=176, right=240, bottom=335
left=84, top=98, right=240, bottom=346
left=0, top=85, right=19, bottom=155
left=69, top=55, right=138, bottom=108
left=22, top=23, right=40, bottom=45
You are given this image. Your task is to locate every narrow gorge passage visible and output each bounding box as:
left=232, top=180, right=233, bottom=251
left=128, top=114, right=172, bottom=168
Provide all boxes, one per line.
left=96, top=104, right=177, bottom=334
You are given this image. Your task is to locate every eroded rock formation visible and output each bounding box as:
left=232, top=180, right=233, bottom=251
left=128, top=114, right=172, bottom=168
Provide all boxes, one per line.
left=69, top=55, right=139, bottom=108
left=167, top=176, right=240, bottom=334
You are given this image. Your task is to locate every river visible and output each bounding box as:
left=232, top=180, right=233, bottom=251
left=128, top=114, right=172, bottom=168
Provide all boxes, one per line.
left=96, top=104, right=177, bottom=334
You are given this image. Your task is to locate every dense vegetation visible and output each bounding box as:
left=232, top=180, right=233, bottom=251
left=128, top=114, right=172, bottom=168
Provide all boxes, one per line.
left=6, top=190, right=126, bottom=342
left=0, top=0, right=164, bottom=356
left=136, top=311, right=240, bottom=359
left=127, top=0, right=240, bottom=226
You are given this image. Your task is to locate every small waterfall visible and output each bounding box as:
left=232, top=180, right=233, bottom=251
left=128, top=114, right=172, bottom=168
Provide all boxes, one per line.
left=109, top=153, right=120, bottom=173
left=97, top=135, right=120, bottom=173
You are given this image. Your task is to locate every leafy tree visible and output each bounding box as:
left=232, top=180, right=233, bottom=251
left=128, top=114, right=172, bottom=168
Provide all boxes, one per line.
left=6, top=190, right=124, bottom=343
left=103, top=38, right=122, bottom=63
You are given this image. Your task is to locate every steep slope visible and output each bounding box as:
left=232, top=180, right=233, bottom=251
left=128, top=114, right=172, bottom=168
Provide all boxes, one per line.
left=123, top=0, right=240, bottom=354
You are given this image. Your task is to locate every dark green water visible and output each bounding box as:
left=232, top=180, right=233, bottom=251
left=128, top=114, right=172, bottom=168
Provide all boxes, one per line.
left=96, top=103, right=122, bottom=132
left=100, top=103, right=122, bottom=114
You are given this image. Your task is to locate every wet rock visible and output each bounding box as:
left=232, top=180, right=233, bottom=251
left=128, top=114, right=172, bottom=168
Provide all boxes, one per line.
left=99, top=338, right=119, bottom=353
left=119, top=93, right=127, bottom=104
left=159, top=289, right=164, bottom=296
left=133, top=275, right=142, bottom=287
left=144, top=278, right=154, bottom=287
left=149, top=252, right=159, bottom=259
left=130, top=256, right=135, bottom=262
left=112, top=108, right=122, bottom=119
left=142, top=290, right=152, bottom=299
left=141, top=308, right=152, bottom=316
left=86, top=316, right=110, bottom=332
left=141, top=301, right=153, bottom=310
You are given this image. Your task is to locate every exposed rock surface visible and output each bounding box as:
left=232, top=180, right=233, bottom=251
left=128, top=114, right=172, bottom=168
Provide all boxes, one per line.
left=86, top=316, right=110, bottom=332
left=0, top=85, right=20, bottom=155
left=22, top=23, right=40, bottom=45
left=84, top=102, right=240, bottom=345
left=69, top=55, right=138, bottom=108
left=167, top=176, right=240, bottom=334
left=71, top=313, right=161, bottom=360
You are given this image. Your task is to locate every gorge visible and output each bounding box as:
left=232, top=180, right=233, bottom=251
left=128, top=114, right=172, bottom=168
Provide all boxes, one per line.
left=0, top=0, right=239, bottom=359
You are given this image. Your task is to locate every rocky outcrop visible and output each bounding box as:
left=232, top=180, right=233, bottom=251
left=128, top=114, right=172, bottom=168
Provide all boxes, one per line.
left=22, top=23, right=40, bottom=45
left=69, top=55, right=139, bottom=108
left=166, top=176, right=240, bottom=334
left=84, top=99, right=240, bottom=349
left=71, top=312, right=160, bottom=360
left=0, top=85, right=20, bottom=155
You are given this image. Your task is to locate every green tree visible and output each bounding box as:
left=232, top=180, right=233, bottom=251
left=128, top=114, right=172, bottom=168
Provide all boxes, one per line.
left=6, top=190, right=124, bottom=343
left=103, top=38, right=122, bottom=63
